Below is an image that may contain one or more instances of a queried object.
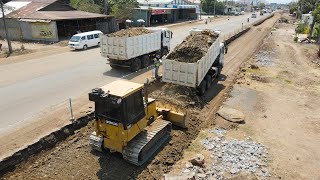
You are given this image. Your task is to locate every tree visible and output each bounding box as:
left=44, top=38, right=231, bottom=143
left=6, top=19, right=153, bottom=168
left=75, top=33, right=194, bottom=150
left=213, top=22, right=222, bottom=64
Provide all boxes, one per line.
left=259, top=3, right=265, bottom=10
left=0, top=0, right=13, bottom=54
left=108, top=0, right=139, bottom=20
left=70, top=0, right=138, bottom=20
left=312, top=5, right=320, bottom=39
left=288, top=2, right=298, bottom=14
left=201, top=0, right=225, bottom=15
left=298, top=0, right=319, bottom=14
left=298, top=0, right=320, bottom=38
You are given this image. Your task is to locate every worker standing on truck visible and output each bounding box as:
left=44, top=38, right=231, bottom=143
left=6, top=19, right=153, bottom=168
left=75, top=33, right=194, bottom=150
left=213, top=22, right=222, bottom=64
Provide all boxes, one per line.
left=154, top=55, right=161, bottom=79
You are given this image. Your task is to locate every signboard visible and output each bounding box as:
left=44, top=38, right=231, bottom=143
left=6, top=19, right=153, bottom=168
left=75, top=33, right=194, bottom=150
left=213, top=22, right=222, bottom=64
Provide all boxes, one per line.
left=31, top=22, right=56, bottom=39
left=152, top=9, right=171, bottom=15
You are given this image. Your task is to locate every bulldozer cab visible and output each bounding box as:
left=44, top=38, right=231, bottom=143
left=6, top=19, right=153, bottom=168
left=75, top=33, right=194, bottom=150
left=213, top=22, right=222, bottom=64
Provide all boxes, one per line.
left=89, top=80, right=146, bottom=129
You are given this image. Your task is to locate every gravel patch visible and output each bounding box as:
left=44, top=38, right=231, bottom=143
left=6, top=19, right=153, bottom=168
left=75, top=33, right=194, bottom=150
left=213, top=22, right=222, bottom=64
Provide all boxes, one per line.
left=181, top=128, right=271, bottom=180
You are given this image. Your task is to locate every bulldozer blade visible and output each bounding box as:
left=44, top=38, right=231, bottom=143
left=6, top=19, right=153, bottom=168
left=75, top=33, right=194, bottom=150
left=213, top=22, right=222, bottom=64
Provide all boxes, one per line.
left=156, top=101, right=186, bottom=128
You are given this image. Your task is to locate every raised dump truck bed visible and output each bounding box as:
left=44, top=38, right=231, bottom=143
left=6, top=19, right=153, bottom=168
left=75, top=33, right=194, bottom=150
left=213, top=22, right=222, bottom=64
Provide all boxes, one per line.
left=162, top=29, right=225, bottom=95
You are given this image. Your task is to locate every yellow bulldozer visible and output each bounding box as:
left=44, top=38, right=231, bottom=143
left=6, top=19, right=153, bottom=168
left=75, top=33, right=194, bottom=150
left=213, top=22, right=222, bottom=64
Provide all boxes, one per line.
left=88, top=80, right=186, bottom=165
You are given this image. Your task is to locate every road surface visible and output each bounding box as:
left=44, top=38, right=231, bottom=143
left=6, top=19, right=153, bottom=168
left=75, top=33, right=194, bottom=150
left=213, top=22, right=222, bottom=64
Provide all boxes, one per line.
left=0, top=13, right=265, bottom=135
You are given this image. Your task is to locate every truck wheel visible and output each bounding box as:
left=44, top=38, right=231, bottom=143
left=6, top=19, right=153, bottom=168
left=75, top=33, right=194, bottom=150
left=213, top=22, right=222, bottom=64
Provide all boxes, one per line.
left=216, top=67, right=222, bottom=78
left=197, top=80, right=207, bottom=96
left=141, top=55, right=150, bottom=68
left=110, top=64, right=118, bottom=69
left=161, top=48, right=169, bottom=57
left=83, top=45, right=88, bottom=50
left=130, top=58, right=142, bottom=72
left=205, top=75, right=212, bottom=90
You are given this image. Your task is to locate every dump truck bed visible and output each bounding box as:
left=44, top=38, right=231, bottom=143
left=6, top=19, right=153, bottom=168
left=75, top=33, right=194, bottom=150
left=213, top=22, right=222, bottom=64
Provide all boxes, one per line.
left=100, top=31, right=161, bottom=60
left=162, top=39, right=222, bottom=88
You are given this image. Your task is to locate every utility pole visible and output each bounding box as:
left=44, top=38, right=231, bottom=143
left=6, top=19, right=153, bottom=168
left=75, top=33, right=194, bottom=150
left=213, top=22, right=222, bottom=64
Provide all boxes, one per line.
left=103, top=0, right=108, bottom=15
left=0, top=0, right=13, bottom=54
left=214, top=0, right=216, bottom=16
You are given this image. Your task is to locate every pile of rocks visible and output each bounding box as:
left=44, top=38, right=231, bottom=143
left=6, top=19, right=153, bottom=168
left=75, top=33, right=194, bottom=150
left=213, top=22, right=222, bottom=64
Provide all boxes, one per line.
left=255, top=50, right=274, bottom=66
left=180, top=128, right=271, bottom=180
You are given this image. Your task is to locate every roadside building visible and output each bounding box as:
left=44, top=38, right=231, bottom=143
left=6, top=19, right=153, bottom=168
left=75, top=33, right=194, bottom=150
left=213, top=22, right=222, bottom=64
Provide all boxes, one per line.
left=132, top=0, right=198, bottom=26
left=0, top=0, right=118, bottom=42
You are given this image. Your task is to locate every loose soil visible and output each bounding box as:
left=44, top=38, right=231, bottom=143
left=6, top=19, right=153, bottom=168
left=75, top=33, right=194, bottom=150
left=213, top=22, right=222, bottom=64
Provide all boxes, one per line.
left=2, top=14, right=281, bottom=180
left=108, top=28, right=151, bottom=37
left=169, top=13, right=320, bottom=180
left=167, top=30, right=219, bottom=63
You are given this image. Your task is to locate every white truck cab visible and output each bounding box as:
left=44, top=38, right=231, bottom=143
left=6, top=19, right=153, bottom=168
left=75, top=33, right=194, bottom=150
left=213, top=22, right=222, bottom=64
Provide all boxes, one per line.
left=68, top=30, right=102, bottom=50
left=147, top=27, right=172, bottom=55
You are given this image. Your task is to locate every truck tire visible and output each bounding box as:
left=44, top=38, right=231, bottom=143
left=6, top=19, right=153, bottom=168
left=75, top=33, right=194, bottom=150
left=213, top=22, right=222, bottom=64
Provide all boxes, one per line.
left=161, top=48, right=169, bottom=57
left=130, top=58, right=142, bottom=72
left=216, top=67, right=222, bottom=78
left=110, top=64, right=118, bottom=69
left=83, top=45, right=88, bottom=50
left=141, top=55, right=150, bottom=68
left=205, top=75, right=212, bottom=90
left=197, top=80, right=207, bottom=96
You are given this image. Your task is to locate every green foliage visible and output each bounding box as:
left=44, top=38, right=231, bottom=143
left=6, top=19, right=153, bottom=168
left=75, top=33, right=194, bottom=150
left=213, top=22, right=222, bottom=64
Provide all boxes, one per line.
left=259, top=3, right=265, bottom=10
left=70, top=0, right=103, bottom=13
left=298, top=0, right=319, bottom=14
left=109, top=0, right=139, bottom=20
left=288, top=2, right=298, bottom=14
left=296, top=22, right=305, bottom=33
left=294, top=36, right=298, bottom=42
left=70, top=0, right=138, bottom=19
left=201, top=0, right=225, bottom=15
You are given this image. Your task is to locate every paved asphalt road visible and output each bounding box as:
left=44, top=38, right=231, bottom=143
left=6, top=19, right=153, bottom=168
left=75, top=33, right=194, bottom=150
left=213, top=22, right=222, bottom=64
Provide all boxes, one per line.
left=0, top=13, right=266, bottom=134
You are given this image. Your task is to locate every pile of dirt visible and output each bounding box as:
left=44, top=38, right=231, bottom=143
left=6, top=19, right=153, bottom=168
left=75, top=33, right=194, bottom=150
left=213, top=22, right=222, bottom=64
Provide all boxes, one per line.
left=167, top=30, right=219, bottom=63
left=108, top=28, right=151, bottom=37
left=150, top=83, right=206, bottom=109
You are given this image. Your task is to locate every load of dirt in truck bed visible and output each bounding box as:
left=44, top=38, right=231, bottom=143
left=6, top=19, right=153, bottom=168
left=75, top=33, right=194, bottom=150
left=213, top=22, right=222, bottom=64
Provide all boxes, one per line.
left=107, top=28, right=151, bottom=37
left=167, top=30, right=219, bottom=63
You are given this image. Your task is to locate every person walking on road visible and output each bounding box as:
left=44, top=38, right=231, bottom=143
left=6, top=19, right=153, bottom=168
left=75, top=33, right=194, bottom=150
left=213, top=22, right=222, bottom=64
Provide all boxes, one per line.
left=247, top=18, right=250, bottom=23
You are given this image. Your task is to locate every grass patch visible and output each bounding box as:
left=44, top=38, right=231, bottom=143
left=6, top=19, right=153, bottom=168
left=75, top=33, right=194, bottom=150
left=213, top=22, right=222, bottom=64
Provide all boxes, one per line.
left=275, top=75, right=293, bottom=85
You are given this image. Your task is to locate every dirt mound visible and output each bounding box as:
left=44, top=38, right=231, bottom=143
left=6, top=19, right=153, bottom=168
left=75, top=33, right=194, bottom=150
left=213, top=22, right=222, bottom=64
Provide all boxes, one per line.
left=108, top=28, right=151, bottom=37
left=150, top=83, right=206, bottom=109
left=167, top=30, right=219, bottom=63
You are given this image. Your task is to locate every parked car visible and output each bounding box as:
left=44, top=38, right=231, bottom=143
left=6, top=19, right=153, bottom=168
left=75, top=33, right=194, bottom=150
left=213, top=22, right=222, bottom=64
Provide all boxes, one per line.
left=240, top=11, right=245, bottom=15
left=68, top=30, right=102, bottom=50
left=251, top=13, right=257, bottom=18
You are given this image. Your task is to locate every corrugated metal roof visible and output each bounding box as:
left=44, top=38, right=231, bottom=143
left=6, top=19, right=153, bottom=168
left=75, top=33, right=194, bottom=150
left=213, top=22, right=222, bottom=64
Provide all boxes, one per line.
left=6, top=0, right=58, bottom=19
left=137, top=0, right=173, bottom=5
left=25, top=11, right=110, bottom=20
left=4, top=0, right=111, bottom=20
left=0, top=1, right=31, bottom=18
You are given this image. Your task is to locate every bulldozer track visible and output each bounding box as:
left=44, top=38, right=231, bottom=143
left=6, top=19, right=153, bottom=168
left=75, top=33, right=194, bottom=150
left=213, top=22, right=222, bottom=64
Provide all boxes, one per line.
left=123, top=120, right=172, bottom=166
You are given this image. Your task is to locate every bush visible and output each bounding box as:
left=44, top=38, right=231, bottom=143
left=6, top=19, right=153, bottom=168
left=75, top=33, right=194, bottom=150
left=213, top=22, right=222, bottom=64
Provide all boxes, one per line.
left=294, top=36, right=298, bottom=42
left=296, top=22, right=305, bottom=33
left=304, top=26, right=310, bottom=34
left=20, top=44, right=25, bottom=50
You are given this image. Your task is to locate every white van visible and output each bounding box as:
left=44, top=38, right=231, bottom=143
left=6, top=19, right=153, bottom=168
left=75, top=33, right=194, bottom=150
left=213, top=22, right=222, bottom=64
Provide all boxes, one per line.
left=68, top=30, right=102, bottom=50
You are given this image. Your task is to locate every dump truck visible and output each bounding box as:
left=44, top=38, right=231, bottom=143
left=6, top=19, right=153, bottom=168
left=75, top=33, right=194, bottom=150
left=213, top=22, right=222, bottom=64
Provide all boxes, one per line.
left=89, top=80, right=186, bottom=165
left=162, top=29, right=225, bottom=95
left=100, top=27, right=172, bottom=72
